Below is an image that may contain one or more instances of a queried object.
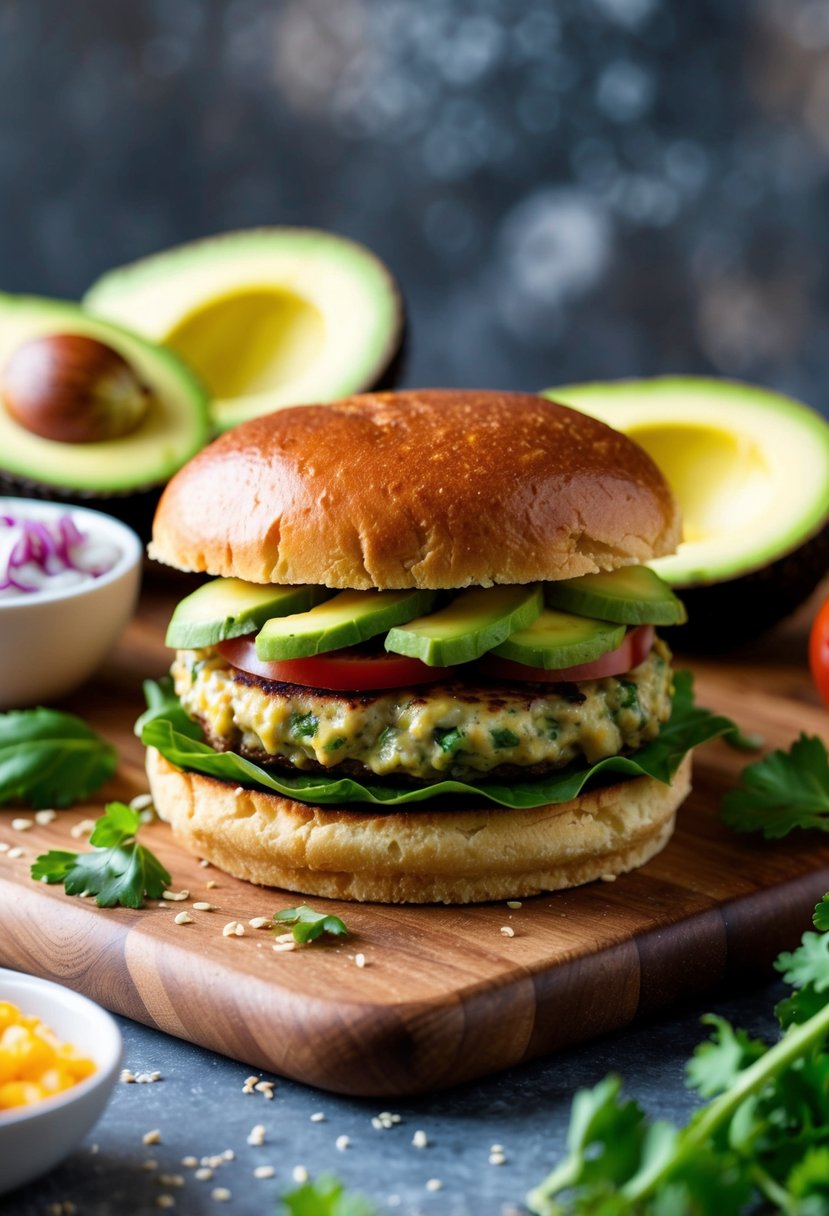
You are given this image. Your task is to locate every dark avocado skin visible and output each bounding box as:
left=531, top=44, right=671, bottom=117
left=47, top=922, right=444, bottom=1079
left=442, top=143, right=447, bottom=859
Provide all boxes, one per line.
left=0, top=468, right=161, bottom=540
left=668, top=519, right=829, bottom=649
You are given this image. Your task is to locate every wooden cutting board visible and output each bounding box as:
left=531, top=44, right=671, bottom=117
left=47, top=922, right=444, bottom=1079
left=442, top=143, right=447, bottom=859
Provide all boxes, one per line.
left=2, top=577, right=829, bottom=1097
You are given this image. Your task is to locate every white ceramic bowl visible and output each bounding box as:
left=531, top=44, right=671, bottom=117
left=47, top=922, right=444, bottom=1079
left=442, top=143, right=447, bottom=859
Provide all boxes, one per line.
left=0, top=967, right=122, bottom=1194
left=0, top=497, right=143, bottom=709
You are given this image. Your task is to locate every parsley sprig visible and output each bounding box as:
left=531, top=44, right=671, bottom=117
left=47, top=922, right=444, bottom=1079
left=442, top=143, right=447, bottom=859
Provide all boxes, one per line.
left=31, top=801, right=171, bottom=908
left=274, top=905, right=349, bottom=945
left=722, top=733, right=829, bottom=837
left=526, top=894, right=829, bottom=1215
left=280, top=1172, right=374, bottom=1215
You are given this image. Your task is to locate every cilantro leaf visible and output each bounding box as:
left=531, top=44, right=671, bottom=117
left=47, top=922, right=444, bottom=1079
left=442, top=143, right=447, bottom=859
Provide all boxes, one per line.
left=280, top=1173, right=374, bottom=1216
left=274, top=905, right=349, bottom=944
left=140, top=670, right=737, bottom=811
left=31, top=802, right=171, bottom=908
left=722, top=734, right=829, bottom=838
left=815, top=894, right=829, bottom=932
left=527, top=891, right=829, bottom=1216
left=0, top=707, right=117, bottom=809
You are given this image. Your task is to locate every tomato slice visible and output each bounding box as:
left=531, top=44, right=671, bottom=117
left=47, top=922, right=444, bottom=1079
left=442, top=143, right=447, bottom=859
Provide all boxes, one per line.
left=217, top=637, right=457, bottom=691
left=476, top=625, right=655, bottom=683
left=809, top=597, right=829, bottom=708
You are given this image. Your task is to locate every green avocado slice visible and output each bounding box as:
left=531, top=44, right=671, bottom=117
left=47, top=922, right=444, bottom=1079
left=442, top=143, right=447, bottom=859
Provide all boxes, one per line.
left=492, top=608, right=625, bottom=669
left=0, top=294, right=209, bottom=493
left=385, top=585, right=544, bottom=667
left=165, top=579, right=329, bottom=649
left=255, top=589, right=438, bottom=660
left=84, top=228, right=404, bottom=432
left=544, top=567, right=687, bottom=626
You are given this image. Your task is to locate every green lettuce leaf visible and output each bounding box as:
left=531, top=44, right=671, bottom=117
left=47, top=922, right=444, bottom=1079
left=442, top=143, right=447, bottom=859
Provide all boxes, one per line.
left=138, top=671, right=736, bottom=811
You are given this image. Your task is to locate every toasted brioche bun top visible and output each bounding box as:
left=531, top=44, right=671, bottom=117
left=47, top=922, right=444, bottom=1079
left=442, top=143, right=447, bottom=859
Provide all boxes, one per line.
left=149, top=389, right=681, bottom=589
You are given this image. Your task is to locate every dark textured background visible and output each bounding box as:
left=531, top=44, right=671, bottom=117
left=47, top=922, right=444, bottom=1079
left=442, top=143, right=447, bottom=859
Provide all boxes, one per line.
left=1, top=0, right=829, bottom=408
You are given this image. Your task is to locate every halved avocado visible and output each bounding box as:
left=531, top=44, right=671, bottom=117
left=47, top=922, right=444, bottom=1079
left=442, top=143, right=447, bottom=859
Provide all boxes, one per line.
left=83, top=228, right=405, bottom=432
left=0, top=294, right=210, bottom=534
left=543, top=377, right=829, bottom=646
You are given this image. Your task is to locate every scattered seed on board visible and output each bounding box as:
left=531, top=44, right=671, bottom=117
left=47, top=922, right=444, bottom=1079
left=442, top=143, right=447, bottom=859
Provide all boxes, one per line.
left=253, top=1165, right=275, bottom=1179
left=35, top=809, right=57, bottom=825
left=211, top=1188, right=231, bottom=1202
left=223, top=921, right=244, bottom=937
left=181, top=1156, right=198, bottom=1168
left=0, top=842, right=9, bottom=853
left=489, top=1151, right=506, bottom=1165
left=155, top=1197, right=175, bottom=1210
left=426, top=1179, right=443, bottom=1192
left=412, top=1130, right=429, bottom=1149
left=163, top=890, right=190, bottom=902
left=292, top=1166, right=309, bottom=1184
left=254, top=1080, right=275, bottom=1099
left=159, top=1174, right=184, bottom=1187
left=174, top=911, right=194, bottom=925
left=273, top=940, right=296, bottom=953
left=195, top=1168, right=213, bottom=1181
left=143, top=1129, right=162, bottom=1145
left=11, top=817, right=32, bottom=831
left=355, top=952, right=366, bottom=968
left=500, top=925, right=515, bottom=937
left=249, top=916, right=270, bottom=929
left=247, top=1123, right=266, bottom=1146
left=8, top=846, right=25, bottom=859
left=506, top=900, right=522, bottom=909
left=70, top=819, right=96, bottom=839
left=143, top=1159, right=159, bottom=1172
left=336, top=1135, right=350, bottom=1151
left=192, top=902, right=216, bottom=912
left=310, top=1112, right=325, bottom=1123
left=206, top=879, right=219, bottom=889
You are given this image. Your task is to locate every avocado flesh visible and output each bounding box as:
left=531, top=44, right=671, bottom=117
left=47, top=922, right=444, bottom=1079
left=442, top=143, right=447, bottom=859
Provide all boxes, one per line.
left=544, top=377, right=829, bottom=641
left=0, top=294, right=209, bottom=494
left=544, top=567, right=687, bottom=626
left=255, top=589, right=437, bottom=661
left=385, top=585, right=544, bottom=667
left=166, top=579, right=328, bottom=649
left=83, top=228, right=404, bottom=432
left=492, top=609, right=626, bottom=669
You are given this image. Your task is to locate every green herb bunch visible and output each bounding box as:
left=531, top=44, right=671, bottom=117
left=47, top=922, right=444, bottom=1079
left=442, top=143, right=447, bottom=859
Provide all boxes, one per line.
left=527, top=893, right=829, bottom=1215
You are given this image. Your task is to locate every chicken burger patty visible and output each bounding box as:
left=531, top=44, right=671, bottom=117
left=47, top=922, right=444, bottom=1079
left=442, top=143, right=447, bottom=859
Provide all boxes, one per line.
left=172, top=638, right=674, bottom=783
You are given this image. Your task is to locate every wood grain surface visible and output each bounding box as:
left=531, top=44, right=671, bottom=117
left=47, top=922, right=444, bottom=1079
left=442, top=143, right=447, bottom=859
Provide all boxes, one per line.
left=2, top=575, right=829, bottom=1097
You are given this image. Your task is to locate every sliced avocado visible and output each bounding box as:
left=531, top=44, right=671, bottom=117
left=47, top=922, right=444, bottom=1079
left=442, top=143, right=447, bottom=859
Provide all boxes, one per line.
left=544, top=567, right=687, bottom=626
left=544, top=377, right=829, bottom=645
left=492, top=610, right=625, bottom=670
left=84, top=228, right=404, bottom=432
left=0, top=295, right=209, bottom=538
left=385, top=585, right=543, bottom=667
left=166, top=579, right=328, bottom=649
left=255, top=589, right=437, bottom=660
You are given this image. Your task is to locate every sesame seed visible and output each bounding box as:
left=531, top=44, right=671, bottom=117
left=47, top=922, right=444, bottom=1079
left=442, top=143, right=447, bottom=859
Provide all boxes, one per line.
left=181, top=1157, right=198, bottom=1168
left=355, top=952, right=366, bottom=968
left=7, top=846, right=24, bottom=859
left=159, top=1174, right=185, bottom=1187
left=234, top=786, right=245, bottom=795
left=11, top=817, right=32, bottom=831
left=130, top=793, right=155, bottom=811
left=506, top=900, right=522, bottom=909
left=174, top=911, right=194, bottom=925
left=489, top=1151, right=506, bottom=1165
left=199, top=858, right=211, bottom=867
left=254, top=1080, right=275, bottom=1098
left=274, top=931, right=295, bottom=944
left=254, top=1165, right=275, bottom=1179
left=371, top=1117, right=383, bottom=1129
left=163, top=889, right=190, bottom=902
left=412, top=1130, right=428, bottom=1148
left=120, top=1069, right=136, bottom=1083
left=500, top=925, right=515, bottom=937
left=70, top=818, right=96, bottom=839
left=0, top=842, right=8, bottom=852
left=192, top=902, right=216, bottom=912
left=272, top=941, right=296, bottom=953
left=249, top=916, right=270, bottom=929
left=336, top=1135, right=350, bottom=1151
left=143, top=1159, right=159, bottom=1171
left=155, top=1198, right=175, bottom=1210
left=425, top=1179, right=443, bottom=1192
left=600, top=872, right=617, bottom=883
left=310, top=1112, right=326, bottom=1122
left=206, top=879, right=219, bottom=889
left=223, top=1149, right=235, bottom=1161
left=143, top=1129, right=162, bottom=1145
left=211, top=1188, right=231, bottom=1202
left=194, top=1168, right=213, bottom=1181
left=292, top=1166, right=309, bottom=1184
left=222, top=920, right=244, bottom=937
left=34, top=809, right=57, bottom=825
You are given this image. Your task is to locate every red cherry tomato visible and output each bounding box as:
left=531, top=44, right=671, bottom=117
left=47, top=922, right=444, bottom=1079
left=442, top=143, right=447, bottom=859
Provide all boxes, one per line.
left=476, top=625, right=655, bottom=683
left=217, top=637, right=457, bottom=692
left=809, top=598, right=829, bottom=708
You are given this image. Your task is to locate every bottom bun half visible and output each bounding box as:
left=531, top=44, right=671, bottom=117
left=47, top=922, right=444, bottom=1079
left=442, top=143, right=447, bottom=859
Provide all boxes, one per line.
left=146, top=749, right=693, bottom=904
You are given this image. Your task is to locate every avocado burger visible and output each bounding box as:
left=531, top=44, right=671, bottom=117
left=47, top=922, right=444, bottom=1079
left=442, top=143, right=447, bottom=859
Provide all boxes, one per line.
left=141, top=389, right=718, bottom=904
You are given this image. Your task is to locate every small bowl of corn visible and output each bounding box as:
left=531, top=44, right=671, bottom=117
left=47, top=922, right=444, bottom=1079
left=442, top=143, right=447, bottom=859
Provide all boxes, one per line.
left=0, top=968, right=122, bottom=1195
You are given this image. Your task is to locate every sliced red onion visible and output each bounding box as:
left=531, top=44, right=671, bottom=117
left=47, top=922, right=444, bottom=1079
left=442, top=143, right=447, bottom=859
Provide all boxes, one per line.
left=0, top=509, right=121, bottom=601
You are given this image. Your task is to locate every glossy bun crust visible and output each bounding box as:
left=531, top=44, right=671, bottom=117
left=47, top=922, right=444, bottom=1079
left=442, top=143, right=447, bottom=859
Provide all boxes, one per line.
left=146, top=749, right=691, bottom=904
left=149, top=389, right=681, bottom=589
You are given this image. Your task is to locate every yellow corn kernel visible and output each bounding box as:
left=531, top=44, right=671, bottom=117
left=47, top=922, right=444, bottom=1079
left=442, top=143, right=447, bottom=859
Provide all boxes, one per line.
left=0, top=1002, right=96, bottom=1111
